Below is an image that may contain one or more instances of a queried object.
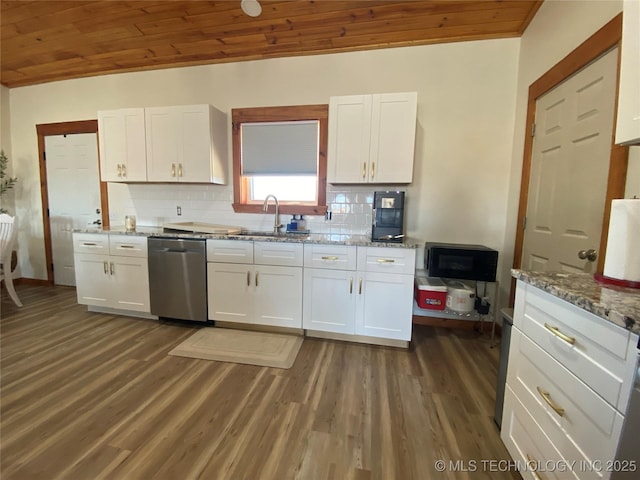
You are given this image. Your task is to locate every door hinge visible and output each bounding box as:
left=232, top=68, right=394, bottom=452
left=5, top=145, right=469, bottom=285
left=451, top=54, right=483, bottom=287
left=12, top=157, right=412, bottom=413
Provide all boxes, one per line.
left=46, top=208, right=50, bottom=217
left=531, top=123, right=536, bottom=137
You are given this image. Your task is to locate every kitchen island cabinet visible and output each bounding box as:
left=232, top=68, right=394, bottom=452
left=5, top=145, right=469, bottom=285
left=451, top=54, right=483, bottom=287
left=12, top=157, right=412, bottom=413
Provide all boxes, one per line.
left=327, top=92, right=417, bottom=184
left=73, top=233, right=151, bottom=313
left=145, top=104, right=227, bottom=183
left=97, top=108, right=147, bottom=182
left=501, top=273, right=639, bottom=480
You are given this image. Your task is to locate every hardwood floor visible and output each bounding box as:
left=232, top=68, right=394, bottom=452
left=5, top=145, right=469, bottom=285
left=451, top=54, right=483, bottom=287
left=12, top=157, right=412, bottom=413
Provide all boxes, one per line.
left=1, top=284, right=519, bottom=480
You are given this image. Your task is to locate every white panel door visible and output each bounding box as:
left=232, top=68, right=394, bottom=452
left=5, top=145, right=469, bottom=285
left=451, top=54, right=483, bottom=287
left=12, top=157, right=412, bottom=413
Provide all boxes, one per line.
left=327, top=95, right=372, bottom=183
left=45, top=133, right=101, bottom=286
left=522, top=48, right=618, bottom=274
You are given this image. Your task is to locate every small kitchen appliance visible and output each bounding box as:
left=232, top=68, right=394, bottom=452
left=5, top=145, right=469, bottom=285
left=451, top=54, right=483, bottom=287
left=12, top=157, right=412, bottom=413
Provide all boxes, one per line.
left=372, top=191, right=405, bottom=242
left=443, top=279, right=476, bottom=313
left=424, top=242, right=498, bottom=282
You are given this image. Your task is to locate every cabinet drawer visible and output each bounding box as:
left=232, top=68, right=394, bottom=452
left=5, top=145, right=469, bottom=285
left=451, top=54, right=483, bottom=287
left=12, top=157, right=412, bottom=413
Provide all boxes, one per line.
left=206, top=239, right=254, bottom=264
left=254, top=242, right=303, bottom=267
left=501, top=387, right=576, bottom=480
left=73, top=233, right=109, bottom=254
left=356, top=247, right=415, bottom=274
left=514, top=281, right=636, bottom=411
left=109, top=235, right=148, bottom=257
left=507, top=328, right=624, bottom=471
left=303, top=244, right=356, bottom=270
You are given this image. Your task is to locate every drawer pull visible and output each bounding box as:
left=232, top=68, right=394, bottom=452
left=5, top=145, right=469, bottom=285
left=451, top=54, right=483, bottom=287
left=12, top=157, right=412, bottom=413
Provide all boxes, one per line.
left=321, top=256, right=339, bottom=261
left=536, top=386, right=565, bottom=417
left=83, top=242, right=98, bottom=246
left=349, top=277, right=353, bottom=294
left=544, top=323, right=575, bottom=345
left=376, top=258, right=395, bottom=263
left=119, top=245, right=135, bottom=249
left=526, top=454, right=544, bottom=480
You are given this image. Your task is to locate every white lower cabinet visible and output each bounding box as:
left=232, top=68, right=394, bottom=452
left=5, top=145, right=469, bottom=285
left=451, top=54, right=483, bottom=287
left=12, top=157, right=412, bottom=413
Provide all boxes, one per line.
left=501, top=280, right=638, bottom=480
left=302, top=244, right=415, bottom=341
left=73, top=233, right=150, bottom=313
left=206, top=240, right=302, bottom=329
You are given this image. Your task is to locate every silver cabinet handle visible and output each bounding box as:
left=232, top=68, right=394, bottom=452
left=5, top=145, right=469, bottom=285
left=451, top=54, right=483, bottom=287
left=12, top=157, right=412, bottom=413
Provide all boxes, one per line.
left=110, top=262, right=115, bottom=275
left=103, top=261, right=108, bottom=274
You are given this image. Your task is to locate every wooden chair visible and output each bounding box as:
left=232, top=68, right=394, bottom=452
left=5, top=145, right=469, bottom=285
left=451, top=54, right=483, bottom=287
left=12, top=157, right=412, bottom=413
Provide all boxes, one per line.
left=0, top=214, right=22, bottom=307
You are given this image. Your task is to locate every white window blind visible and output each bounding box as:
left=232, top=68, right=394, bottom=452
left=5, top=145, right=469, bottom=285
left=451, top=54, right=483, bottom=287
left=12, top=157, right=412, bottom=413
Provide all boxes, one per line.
left=241, top=120, right=319, bottom=175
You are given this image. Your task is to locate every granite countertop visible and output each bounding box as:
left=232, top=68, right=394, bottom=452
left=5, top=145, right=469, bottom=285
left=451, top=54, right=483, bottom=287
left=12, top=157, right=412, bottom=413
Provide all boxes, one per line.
left=512, top=270, right=640, bottom=335
left=74, top=226, right=421, bottom=249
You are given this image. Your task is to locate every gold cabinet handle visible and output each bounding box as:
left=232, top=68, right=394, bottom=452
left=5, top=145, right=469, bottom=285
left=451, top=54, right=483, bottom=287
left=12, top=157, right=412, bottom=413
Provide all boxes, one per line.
left=536, top=386, right=565, bottom=416
left=171, top=163, right=176, bottom=177
left=121, top=164, right=127, bottom=177
left=255, top=271, right=259, bottom=287
left=247, top=270, right=250, bottom=287
left=359, top=277, right=363, bottom=295
left=178, top=163, right=183, bottom=177
left=103, top=261, right=109, bottom=274
left=349, top=277, right=353, bottom=294
left=110, top=262, right=115, bottom=275
left=117, top=164, right=122, bottom=177
left=362, top=162, right=366, bottom=179
left=371, top=161, right=375, bottom=179
left=321, top=256, right=339, bottom=261
left=526, top=454, right=544, bottom=480
left=376, top=258, right=395, bottom=263
left=544, top=323, right=575, bottom=345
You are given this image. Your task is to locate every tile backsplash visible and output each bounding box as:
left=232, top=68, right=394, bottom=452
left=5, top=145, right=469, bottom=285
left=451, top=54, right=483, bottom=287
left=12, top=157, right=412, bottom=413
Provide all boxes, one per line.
left=108, top=183, right=404, bottom=235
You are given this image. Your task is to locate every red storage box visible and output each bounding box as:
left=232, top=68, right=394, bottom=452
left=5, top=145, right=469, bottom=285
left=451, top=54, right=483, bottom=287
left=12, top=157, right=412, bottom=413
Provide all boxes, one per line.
left=415, top=276, right=447, bottom=310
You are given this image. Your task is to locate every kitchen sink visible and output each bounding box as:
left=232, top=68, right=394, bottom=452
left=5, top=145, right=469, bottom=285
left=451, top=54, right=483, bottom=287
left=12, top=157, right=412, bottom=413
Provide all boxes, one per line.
left=235, top=231, right=309, bottom=239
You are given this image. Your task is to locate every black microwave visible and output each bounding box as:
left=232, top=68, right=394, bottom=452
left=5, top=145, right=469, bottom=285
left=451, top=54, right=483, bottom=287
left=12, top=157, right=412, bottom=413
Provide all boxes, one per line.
left=424, top=242, right=498, bottom=282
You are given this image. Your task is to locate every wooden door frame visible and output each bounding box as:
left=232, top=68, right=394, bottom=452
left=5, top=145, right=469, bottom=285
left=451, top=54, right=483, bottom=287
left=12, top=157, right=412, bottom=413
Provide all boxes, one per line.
left=511, top=13, right=628, bottom=299
left=36, top=120, right=109, bottom=285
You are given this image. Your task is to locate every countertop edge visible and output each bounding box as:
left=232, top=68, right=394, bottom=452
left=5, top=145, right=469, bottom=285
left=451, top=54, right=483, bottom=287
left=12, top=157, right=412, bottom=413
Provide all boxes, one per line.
left=73, top=227, right=421, bottom=249
left=512, top=269, right=640, bottom=336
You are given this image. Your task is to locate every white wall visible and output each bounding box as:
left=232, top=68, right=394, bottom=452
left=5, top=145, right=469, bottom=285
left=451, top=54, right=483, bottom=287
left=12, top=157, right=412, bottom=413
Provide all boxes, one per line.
left=501, top=0, right=633, bottom=306
left=8, top=38, right=520, bottom=281
left=0, top=84, right=15, bottom=214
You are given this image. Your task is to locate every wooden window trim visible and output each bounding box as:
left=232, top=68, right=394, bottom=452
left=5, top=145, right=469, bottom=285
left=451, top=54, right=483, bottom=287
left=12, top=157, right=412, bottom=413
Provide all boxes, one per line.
left=231, top=104, right=328, bottom=216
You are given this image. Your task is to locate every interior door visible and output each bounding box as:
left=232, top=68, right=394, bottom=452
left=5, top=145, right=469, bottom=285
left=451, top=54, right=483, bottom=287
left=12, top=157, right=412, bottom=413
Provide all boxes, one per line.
left=45, top=133, right=101, bottom=286
left=522, top=48, right=618, bottom=274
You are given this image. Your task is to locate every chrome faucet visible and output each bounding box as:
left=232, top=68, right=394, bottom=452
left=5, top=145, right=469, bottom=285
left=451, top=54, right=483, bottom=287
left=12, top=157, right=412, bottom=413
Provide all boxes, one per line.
left=262, top=194, right=282, bottom=233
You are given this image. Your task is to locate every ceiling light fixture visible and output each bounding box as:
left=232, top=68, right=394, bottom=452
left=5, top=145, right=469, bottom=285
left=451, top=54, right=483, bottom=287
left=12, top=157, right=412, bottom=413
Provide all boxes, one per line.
left=241, top=0, right=262, bottom=17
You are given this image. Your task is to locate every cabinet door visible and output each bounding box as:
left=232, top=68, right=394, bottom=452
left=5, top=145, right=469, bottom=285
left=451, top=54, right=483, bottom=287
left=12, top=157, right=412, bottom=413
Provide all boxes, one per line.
left=74, top=253, right=112, bottom=307
left=327, top=95, right=372, bottom=183
left=207, top=263, right=253, bottom=322
left=253, top=265, right=302, bottom=328
left=98, top=109, right=146, bottom=182
left=178, top=105, right=213, bottom=182
left=145, top=107, right=180, bottom=182
left=356, top=272, right=413, bottom=341
left=615, top=0, right=640, bottom=145
left=303, top=268, right=356, bottom=334
left=370, top=92, right=417, bottom=183
left=110, top=256, right=150, bottom=313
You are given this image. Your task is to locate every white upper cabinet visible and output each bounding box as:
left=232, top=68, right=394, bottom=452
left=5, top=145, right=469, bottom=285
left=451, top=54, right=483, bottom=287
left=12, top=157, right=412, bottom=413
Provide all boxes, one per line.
left=98, top=108, right=147, bottom=182
left=146, top=104, right=227, bottom=183
left=328, top=92, right=417, bottom=183
left=615, top=0, right=640, bottom=145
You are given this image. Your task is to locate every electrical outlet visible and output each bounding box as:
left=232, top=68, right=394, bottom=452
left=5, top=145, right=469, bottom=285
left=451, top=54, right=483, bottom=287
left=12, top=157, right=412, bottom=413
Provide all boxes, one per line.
left=177, top=206, right=182, bottom=216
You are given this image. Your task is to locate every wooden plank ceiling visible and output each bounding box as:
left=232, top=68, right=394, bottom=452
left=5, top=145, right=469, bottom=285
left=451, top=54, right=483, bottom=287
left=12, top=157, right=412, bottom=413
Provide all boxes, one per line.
left=0, top=0, right=543, bottom=88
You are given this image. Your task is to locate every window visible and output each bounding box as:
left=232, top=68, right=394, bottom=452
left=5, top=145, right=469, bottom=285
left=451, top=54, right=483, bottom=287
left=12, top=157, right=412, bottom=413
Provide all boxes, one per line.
left=231, top=104, right=328, bottom=215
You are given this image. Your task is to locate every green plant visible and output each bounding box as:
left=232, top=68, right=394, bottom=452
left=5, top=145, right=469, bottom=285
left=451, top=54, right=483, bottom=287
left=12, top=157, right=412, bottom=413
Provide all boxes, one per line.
left=0, top=149, right=18, bottom=214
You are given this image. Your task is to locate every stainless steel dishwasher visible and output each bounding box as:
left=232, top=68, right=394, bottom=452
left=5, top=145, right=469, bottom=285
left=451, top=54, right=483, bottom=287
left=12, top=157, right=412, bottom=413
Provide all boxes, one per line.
left=148, top=237, right=207, bottom=322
